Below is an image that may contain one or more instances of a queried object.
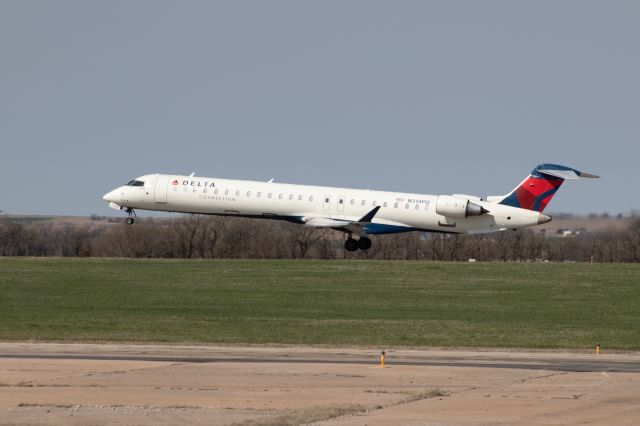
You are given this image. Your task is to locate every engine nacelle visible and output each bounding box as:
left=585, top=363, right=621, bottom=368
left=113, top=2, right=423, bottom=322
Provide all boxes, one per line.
left=436, top=195, right=488, bottom=219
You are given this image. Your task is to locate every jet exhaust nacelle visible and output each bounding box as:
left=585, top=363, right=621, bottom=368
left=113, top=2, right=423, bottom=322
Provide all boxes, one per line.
left=435, top=195, right=489, bottom=219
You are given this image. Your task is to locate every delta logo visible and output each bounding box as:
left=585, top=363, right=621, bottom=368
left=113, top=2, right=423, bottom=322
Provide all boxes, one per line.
left=171, top=179, right=179, bottom=186
left=180, top=179, right=216, bottom=188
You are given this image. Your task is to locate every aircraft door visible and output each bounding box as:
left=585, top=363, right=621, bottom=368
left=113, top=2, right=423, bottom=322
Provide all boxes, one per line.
left=323, top=195, right=331, bottom=211
left=154, top=174, right=170, bottom=203
left=337, top=196, right=345, bottom=212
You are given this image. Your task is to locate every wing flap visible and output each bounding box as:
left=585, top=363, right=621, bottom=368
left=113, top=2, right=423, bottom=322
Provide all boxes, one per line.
left=302, top=206, right=405, bottom=236
left=304, top=217, right=352, bottom=228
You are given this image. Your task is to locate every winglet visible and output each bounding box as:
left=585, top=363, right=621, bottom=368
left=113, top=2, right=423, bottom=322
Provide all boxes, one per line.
left=358, top=206, right=381, bottom=223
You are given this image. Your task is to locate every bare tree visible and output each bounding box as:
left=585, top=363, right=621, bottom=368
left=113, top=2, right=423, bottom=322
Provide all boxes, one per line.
left=2, top=213, right=640, bottom=263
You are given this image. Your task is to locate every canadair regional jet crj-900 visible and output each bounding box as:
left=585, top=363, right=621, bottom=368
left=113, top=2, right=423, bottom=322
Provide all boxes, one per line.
left=103, top=164, right=598, bottom=252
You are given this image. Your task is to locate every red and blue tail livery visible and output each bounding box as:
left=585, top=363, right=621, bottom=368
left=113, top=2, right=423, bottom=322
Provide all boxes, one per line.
left=498, top=164, right=599, bottom=212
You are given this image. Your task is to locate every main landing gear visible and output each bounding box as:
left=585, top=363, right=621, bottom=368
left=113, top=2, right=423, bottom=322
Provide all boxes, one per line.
left=124, top=208, right=136, bottom=225
left=345, top=236, right=372, bottom=252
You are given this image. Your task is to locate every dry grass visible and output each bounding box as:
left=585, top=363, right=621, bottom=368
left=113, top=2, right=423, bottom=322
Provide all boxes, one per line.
left=400, top=388, right=449, bottom=403
left=17, top=403, right=73, bottom=408
left=230, top=389, right=449, bottom=425
left=229, top=404, right=367, bottom=426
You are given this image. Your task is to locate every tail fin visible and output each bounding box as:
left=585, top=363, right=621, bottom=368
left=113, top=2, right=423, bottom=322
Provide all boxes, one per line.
left=495, top=164, right=599, bottom=212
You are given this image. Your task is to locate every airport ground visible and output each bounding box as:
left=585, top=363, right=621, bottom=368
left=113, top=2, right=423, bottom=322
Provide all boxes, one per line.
left=1, top=343, right=639, bottom=425
left=1, top=258, right=639, bottom=424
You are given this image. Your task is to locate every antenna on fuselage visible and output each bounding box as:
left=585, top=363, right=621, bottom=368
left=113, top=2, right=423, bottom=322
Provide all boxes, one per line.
left=189, top=172, right=195, bottom=177
left=268, top=178, right=274, bottom=183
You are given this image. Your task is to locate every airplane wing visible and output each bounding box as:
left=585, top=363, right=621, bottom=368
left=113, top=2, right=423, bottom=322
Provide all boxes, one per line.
left=302, top=206, right=383, bottom=234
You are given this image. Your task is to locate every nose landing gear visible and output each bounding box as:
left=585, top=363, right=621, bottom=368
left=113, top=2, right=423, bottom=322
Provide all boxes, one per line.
left=124, top=208, right=136, bottom=225
left=344, top=236, right=372, bottom=252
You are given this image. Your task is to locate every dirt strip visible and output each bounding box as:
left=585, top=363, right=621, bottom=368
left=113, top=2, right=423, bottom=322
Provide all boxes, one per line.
left=0, top=343, right=639, bottom=425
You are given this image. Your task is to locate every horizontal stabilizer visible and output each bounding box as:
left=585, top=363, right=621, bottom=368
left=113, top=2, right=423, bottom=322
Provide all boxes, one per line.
left=577, top=171, right=599, bottom=179
left=537, top=167, right=600, bottom=180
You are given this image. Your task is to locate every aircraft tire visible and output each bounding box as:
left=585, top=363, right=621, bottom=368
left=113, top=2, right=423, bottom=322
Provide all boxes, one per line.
left=345, top=238, right=358, bottom=252
left=125, top=218, right=135, bottom=225
left=358, top=237, right=372, bottom=251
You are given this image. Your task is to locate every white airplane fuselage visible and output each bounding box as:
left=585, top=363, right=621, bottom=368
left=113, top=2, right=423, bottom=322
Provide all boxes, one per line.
left=102, top=173, right=549, bottom=236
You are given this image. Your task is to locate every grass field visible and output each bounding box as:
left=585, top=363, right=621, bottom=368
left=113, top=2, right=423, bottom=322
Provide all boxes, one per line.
left=1, top=258, right=639, bottom=350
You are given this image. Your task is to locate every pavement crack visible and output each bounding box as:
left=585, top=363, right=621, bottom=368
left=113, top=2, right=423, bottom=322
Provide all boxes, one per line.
left=519, top=371, right=568, bottom=384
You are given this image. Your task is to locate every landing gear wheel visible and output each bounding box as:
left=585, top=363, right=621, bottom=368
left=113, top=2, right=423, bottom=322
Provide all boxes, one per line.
left=124, top=208, right=136, bottom=225
left=345, top=238, right=358, bottom=252
left=358, top=237, right=372, bottom=251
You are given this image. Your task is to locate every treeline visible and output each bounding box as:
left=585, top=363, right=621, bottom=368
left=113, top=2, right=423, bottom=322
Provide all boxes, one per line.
left=1, top=215, right=639, bottom=262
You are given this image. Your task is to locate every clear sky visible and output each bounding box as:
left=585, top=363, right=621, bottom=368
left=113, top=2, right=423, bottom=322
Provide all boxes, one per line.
left=1, top=1, right=638, bottom=216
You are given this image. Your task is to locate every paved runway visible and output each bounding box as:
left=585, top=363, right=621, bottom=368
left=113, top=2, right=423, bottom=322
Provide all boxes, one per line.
left=1, top=342, right=639, bottom=372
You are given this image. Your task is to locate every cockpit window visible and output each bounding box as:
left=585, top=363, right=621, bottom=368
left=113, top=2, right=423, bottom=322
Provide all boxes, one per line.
left=126, top=180, right=145, bottom=187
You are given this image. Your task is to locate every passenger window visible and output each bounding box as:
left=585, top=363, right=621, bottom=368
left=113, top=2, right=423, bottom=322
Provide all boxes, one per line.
left=309, top=196, right=313, bottom=202
left=246, top=191, right=251, bottom=197
left=214, top=188, right=219, bottom=195
left=405, top=203, right=410, bottom=209
left=278, top=193, right=283, bottom=199
left=225, top=189, right=229, bottom=196
left=298, top=195, right=303, bottom=201
left=394, top=203, right=398, bottom=208
left=350, top=199, right=355, bottom=205
left=383, top=202, right=388, bottom=208
left=325, top=197, right=330, bottom=203
left=268, top=193, right=272, bottom=199
left=236, top=190, right=240, bottom=196
left=257, top=192, right=261, bottom=198
left=361, top=200, right=365, bottom=206
left=339, top=199, right=344, bottom=204
left=289, top=194, right=294, bottom=200
left=415, top=204, right=419, bottom=210
left=373, top=201, right=377, bottom=207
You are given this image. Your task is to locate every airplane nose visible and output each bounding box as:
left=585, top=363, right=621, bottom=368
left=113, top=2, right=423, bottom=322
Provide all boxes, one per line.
left=103, top=190, right=116, bottom=202
left=537, top=213, right=552, bottom=225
